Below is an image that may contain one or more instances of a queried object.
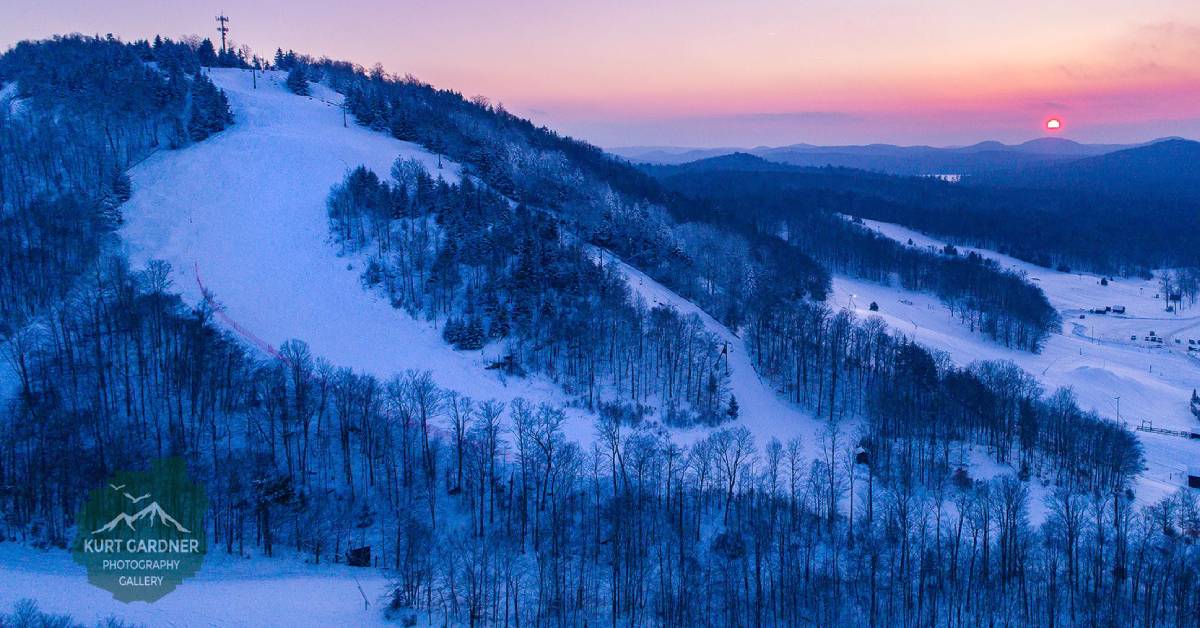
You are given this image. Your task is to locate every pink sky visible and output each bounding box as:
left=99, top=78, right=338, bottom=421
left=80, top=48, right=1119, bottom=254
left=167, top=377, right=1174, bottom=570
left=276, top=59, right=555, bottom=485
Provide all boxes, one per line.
left=2, top=0, right=1198, bottom=147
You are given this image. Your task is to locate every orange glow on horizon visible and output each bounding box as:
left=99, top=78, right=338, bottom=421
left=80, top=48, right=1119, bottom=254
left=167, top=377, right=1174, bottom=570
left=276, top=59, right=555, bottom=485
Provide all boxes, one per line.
left=1, top=2, right=1195, bottom=146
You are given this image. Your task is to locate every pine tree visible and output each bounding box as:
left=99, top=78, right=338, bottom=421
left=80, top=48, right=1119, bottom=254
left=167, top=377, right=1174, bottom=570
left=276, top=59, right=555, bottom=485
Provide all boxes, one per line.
left=489, top=306, right=510, bottom=339
left=187, top=105, right=211, bottom=142
left=726, top=395, right=740, bottom=421
left=286, top=66, right=309, bottom=96
left=186, top=72, right=233, bottom=142
left=461, top=317, right=486, bottom=350
left=389, top=111, right=417, bottom=141
left=442, top=318, right=464, bottom=347
left=196, top=38, right=217, bottom=66
left=1191, top=389, right=1200, bottom=421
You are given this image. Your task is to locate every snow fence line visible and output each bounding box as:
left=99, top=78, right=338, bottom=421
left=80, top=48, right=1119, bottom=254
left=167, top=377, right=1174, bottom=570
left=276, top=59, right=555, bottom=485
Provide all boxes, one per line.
left=193, top=261, right=459, bottom=441
left=195, top=261, right=289, bottom=365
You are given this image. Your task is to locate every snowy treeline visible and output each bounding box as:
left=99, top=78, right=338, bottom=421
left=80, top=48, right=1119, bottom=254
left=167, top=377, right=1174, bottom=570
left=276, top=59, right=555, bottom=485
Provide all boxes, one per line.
left=749, top=302, right=1141, bottom=492
left=651, top=166, right=1061, bottom=351
left=1159, top=268, right=1200, bottom=312
left=4, top=281, right=1194, bottom=626
left=328, top=164, right=731, bottom=424
left=0, top=36, right=230, bottom=333
left=310, top=55, right=1060, bottom=352
left=313, top=57, right=660, bottom=212
left=310, top=56, right=841, bottom=356
left=2, top=253, right=1193, bottom=626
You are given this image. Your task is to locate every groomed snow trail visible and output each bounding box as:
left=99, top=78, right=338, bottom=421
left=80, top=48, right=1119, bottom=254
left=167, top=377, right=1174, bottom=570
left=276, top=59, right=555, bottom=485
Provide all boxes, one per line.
left=120, top=69, right=576, bottom=430
left=590, top=247, right=826, bottom=450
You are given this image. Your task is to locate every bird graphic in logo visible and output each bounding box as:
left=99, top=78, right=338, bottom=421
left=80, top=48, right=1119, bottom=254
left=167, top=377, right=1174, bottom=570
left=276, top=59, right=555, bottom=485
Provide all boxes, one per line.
left=91, top=485, right=191, bottom=535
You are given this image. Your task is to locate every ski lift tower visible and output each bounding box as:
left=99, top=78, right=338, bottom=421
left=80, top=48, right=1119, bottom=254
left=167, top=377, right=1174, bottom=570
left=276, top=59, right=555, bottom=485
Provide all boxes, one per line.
left=216, top=14, right=230, bottom=56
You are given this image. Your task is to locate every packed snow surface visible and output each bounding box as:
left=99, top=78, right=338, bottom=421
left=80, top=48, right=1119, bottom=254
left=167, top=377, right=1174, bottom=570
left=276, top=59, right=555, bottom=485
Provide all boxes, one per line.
left=119, top=68, right=819, bottom=450
left=830, top=218, right=1200, bottom=503
left=119, top=69, right=586, bottom=431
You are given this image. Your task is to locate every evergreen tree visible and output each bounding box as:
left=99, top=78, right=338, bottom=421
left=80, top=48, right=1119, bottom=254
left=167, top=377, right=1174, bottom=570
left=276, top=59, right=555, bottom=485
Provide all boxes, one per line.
left=461, top=317, right=486, bottom=350
left=389, top=111, right=417, bottom=142
left=726, top=395, right=740, bottom=421
left=186, top=71, right=233, bottom=142
left=489, top=306, right=510, bottom=339
left=286, top=66, right=309, bottom=96
left=196, top=38, right=217, bottom=66
left=442, top=318, right=464, bottom=347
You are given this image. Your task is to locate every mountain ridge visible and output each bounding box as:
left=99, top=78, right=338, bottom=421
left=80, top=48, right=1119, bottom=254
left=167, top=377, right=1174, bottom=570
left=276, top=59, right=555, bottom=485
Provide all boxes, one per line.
left=612, top=137, right=1185, bottom=174
left=971, top=138, right=1200, bottom=200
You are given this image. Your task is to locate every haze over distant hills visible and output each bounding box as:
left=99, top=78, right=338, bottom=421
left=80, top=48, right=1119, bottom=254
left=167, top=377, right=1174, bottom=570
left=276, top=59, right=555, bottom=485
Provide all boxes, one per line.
left=973, top=138, right=1200, bottom=201
left=611, top=137, right=1186, bottom=175
left=642, top=138, right=1200, bottom=273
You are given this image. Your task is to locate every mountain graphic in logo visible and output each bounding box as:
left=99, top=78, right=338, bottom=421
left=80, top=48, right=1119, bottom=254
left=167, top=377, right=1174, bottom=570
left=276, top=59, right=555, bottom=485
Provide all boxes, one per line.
left=92, top=501, right=191, bottom=535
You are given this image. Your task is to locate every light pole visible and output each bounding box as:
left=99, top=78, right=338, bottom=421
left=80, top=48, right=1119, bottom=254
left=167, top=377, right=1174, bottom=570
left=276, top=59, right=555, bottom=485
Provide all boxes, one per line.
left=1113, top=395, right=1120, bottom=421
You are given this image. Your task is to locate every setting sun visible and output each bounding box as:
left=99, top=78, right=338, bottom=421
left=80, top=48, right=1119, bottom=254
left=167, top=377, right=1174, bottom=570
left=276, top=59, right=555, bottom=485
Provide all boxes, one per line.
left=1046, top=118, right=1062, bottom=131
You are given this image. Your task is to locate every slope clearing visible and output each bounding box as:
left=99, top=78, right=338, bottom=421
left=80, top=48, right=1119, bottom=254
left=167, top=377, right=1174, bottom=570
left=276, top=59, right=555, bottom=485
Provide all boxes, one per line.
left=119, top=68, right=576, bottom=423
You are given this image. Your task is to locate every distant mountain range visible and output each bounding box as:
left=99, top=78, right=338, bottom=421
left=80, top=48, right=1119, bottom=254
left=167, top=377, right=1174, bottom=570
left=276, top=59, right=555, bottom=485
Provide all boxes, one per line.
left=612, top=137, right=1188, bottom=176
left=972, top=139, right=1200, bottom=201
left=642, top=139, right=1200, bottom=204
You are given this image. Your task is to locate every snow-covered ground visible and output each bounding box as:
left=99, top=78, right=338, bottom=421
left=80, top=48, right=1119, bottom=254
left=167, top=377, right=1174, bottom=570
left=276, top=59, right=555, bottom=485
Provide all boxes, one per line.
left=119, top=68, right=588, bottom=434
left=831, top=218, right=1200, bottom=504
left=0, top=544, right=392, bottom=627
left=118, top=68, right=820, bottom=452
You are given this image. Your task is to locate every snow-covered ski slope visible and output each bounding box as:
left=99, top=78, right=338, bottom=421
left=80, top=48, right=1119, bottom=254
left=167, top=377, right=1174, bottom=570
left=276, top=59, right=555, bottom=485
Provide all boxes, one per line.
left=0, top=71, right=827, bottom=628
left=829, top=218, right=1200, bottom=503
left=119, top=68, right=819, bottom=449
left=589, top=247, right=824, bottom=448
left=120, top=69, right=581, bottom=426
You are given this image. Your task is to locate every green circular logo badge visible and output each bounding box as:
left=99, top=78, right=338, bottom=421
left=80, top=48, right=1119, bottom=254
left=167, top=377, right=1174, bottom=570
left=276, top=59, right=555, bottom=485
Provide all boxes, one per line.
left=71, top=458, right=208, bottom=603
